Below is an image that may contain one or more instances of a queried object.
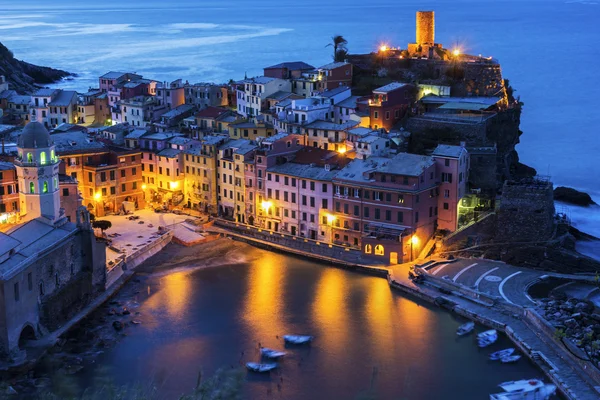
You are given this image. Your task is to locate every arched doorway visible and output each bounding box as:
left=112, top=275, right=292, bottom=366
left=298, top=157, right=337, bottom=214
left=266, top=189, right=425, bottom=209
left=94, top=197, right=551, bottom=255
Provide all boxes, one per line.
left=18, top=325, right=36, bottom=349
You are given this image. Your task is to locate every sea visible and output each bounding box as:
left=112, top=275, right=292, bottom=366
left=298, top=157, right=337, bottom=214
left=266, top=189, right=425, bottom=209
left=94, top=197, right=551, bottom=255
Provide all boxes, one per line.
left=1, top=0, right=599, bottom=249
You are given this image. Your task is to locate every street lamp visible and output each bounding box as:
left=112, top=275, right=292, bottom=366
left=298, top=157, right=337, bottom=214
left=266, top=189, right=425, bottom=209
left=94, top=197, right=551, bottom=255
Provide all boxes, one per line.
left=326, top=213, right=336, bottom=244
left=261, top=201, right=272, bottom=229
left=411, top=235, right=419, bottom=261
left=94, top=192, right=102, bottom=217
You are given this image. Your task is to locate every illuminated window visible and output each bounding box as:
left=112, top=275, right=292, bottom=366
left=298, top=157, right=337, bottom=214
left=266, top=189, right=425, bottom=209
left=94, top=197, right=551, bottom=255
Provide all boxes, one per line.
left=365, top=244, right=372, bottom=254
left=27, top=153, right=33, bottom=163
left=40, top=151, right=46, bottom=165
left=29, top=182, right=35, bottom=194
left=375, top=245, right=385, bottom=256
left=50, top=150, right=56, bottom=162
left=43, top=181, right=48, bottom=193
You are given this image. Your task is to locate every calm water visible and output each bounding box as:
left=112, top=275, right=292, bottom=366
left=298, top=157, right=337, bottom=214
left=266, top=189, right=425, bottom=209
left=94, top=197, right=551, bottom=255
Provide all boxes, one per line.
left=64, top=243, right=544, bottom=400
left=1, top=0, right=599, bottom=240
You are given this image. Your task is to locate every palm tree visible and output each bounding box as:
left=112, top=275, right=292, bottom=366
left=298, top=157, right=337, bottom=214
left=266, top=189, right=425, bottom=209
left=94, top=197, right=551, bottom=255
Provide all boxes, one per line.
left=326, top=35, right=348, bottom=61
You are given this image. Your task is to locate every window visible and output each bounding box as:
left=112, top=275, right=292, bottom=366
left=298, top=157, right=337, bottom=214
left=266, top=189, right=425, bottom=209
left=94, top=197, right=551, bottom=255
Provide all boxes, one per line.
left=365, top=244, right=372, bottom=254
left=121, top=184, right=126, bottom=192
left=443, top=202, right=449, bottom=210
left=132, top=167, right=137, bottom=175
left=374, top=111, right=379, bottom=119
left=322, top=183, right=328, bottom=193
left=385, top=210, right=391, bottom=221
left=322, top=199, right=328, bottom=209
left=110, top=170, right=115, bottom=180
left=28, top=272, right=33, bottom=291
left=310, top=181, right=315, bottom=191
left=14, top=282, right=19, bottom=302
left=40, top=151, right=46, bottom=164
left=385, top=111, right=390, bottom=120
left=43, top=181, right=48, bottom=193
left=310, top=197, right=315, bottom=207
left=397, top=211, right=404, bottom=223
left=29, top=182, right=35, bottom=194
left=375, top=245, right=384, bottom=256
left=441, top=173, right=453, bottom=183
left=444, top=189, right=450, bottom=198
left=445, top=159, right=450, bottom=167
left=101, top=172, right=106, bottom=182
left=375, top=208, right=380, bottom=220
left=364, top=207, right=370, bottom=218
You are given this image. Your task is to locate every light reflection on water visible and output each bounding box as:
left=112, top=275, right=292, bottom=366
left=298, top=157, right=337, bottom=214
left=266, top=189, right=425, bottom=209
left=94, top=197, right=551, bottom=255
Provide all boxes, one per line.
left=73, top=245, right=547, bottom=399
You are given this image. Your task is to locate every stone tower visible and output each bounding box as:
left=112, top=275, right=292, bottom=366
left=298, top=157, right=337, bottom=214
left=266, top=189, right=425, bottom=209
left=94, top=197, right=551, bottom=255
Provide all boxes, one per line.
left=15, top=121, right=61, bottom=223
left=416, top=11, right=435, bottom=45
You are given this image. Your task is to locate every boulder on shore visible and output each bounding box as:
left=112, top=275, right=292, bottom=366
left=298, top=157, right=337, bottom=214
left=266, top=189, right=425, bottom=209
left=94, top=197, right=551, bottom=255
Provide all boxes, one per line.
left=554, top=186, right=596, bottom=206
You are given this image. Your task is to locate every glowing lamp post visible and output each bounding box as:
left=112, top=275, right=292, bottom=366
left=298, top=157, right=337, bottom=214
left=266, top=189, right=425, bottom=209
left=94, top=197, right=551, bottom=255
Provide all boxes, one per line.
left=410, top=234, right=419, bottom=261
left=326, top=214, right=336, bottom=244
left=261, top=201, right=273, bottom=229
left=94, top=192, right=102, bottom=217
left=452, top=48, right=461, bottom=58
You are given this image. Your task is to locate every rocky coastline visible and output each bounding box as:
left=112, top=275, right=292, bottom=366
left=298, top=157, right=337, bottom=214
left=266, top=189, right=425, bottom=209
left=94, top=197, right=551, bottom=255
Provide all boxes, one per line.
left=554, top=186, right=597, bottom=207
left=0, top=42, right=73, bottom=94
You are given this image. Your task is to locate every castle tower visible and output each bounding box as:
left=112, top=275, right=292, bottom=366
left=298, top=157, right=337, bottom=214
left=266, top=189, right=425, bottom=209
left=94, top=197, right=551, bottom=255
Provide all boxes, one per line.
left=416, top=11, right=435, bottom=45
left=15, top=121, right=61, bottom=223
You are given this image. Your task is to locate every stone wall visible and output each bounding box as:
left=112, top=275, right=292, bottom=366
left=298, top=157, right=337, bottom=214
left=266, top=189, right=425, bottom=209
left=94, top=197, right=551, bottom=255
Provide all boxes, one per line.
left=439, top=212, right=496, bottom=251
left=496, top=179, right=555, bottom=242
left=40, top=272, right=93, bottom=331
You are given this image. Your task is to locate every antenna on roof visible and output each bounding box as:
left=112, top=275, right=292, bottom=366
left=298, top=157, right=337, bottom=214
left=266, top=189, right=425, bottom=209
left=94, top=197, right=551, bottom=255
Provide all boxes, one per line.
left=244, top=71, right=248, bottom=80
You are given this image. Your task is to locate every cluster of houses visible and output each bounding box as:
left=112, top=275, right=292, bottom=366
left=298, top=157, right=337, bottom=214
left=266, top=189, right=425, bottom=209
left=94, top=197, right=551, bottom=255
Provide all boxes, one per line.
left=0, top=53, right=486, bottom=265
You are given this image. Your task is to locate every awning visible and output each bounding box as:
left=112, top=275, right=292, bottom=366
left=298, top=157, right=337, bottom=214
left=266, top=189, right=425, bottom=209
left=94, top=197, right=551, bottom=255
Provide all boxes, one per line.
left=438, top=102, right=492, bottom=111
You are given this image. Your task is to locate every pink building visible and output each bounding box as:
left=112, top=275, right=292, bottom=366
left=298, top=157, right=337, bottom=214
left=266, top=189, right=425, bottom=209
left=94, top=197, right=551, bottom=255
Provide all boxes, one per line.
left=332, top=153, right=439, bottom=263
left=432, top=144, right=469, bottom=232
left=264, top=147, right=348, bottom=239
left=244, top=133, right=305, bottom=229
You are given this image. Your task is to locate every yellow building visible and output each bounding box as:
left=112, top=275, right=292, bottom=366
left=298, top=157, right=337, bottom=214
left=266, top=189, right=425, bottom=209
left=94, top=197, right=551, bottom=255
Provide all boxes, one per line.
left=228, top=119, right=275, bottom=140
left=182, top=135, right=228, bottom=214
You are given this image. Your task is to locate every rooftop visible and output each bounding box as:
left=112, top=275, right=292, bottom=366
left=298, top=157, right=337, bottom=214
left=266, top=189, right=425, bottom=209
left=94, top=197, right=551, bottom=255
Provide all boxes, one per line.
left=124, top=129, right=148, bottom=140
left=264, top=61, right=315, bottom=70
left=265, top=91, right=294, bottom=101
left=161, top=104, right=195, bottom=119
left=157, top=148, right=181, bottom=158
left=168, top=136, right=194, bottom=146
left=358, top=135, right=386, bottom=144
left=219, top=138, right=251, bottom=152
left=432, top=144, right=466, bottom=158
left=374, top=82, right=408, bottom=93
left=335, top=95, right=360, bottom=109
left=420, top=95, right=501, bottom=106
left=0, top=161, right=15, bottom=171
left=318, top=62, right=349, bottom=71
left=335, top=153, right=434, bottom=183
left=320, top=86, right=351, bottom=98
left=196, top=106, right=230, bottom=119
left=268, top=162, right=339, bottom=181
left=304, top=120, right=358, bottom=131
left=347, top=127, right=378, bottom=137
left=8, top=94, right=31, bottom=105
left=100, top=71, right=129, bottom=79
left=1, top=219, right=77, bottom=278
left=52, top=131, right=106, bottom=155
left=33, top=88, right=57, bottom=97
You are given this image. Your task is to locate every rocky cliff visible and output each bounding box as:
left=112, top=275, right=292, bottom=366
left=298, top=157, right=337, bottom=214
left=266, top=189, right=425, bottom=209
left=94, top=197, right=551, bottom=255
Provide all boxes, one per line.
left=0, top=42, right=73, bottom=94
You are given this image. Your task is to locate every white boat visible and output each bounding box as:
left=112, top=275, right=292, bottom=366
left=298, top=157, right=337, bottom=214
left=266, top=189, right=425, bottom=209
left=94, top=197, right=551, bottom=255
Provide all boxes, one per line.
left=283, top=335, right=313, bottom=344
left=246, top=362, right=278, bottom=373
left=490, top=379, right=556, bottom=400
left=490, top=348, right=515, bottom=361
left=478, top=330, right=498, bottom=340
left=501, top=355, right=522, bottom=364
left=260, top=348, right=287, bottom=359
left=457, top=321, right=475, bottom=336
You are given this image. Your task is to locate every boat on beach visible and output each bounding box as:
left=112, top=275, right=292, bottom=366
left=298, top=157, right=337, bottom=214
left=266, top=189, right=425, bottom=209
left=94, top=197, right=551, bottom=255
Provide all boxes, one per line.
left=457, top=321, right=475, bottom=336
left=246, top=362, right=278, bottom=373
left=489, top=379, right=556, bottom=399
left=490, top=348, right=515, bottom=361
left=260, top=348, right=287, bottom=359
left=283, top=335, right=313, bottom=344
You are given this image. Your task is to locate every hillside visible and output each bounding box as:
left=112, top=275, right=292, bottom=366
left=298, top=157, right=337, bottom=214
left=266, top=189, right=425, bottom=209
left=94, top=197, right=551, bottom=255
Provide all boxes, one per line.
left=0, top=42, right=73, bottom=94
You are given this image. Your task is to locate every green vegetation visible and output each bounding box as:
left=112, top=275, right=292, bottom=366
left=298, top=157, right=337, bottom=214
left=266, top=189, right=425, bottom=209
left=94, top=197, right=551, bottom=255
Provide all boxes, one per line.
left=326, top=35, right=348, bottom=62
left=92, top=220, right=112, bottom=233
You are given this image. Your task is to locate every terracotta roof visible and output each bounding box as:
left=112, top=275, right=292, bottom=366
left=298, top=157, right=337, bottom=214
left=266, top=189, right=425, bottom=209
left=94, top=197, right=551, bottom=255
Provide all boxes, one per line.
left=195, top=106, right=229, bottom=119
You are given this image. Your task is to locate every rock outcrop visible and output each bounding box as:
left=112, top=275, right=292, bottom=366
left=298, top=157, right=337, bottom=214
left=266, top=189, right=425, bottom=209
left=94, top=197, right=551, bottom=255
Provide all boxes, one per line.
left=554, top=186, right=597, bottom=207
left=0, top=42, right=73, bottom=94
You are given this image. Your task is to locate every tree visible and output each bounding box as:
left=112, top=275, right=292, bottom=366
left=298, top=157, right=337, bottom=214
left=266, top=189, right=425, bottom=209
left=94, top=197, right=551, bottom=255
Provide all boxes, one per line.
left=326, top=35, right=348, bottom=62
left=92, top=220, right=112, bottom=233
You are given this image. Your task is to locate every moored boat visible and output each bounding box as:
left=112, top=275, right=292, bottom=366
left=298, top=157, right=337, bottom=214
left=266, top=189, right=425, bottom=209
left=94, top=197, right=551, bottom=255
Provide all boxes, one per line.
left=457, top=321, right=475, bottom=336
left=490, top=379, right=556, bottom=399
left=500, top=355, right=521, bottom=364
left=260, top=348, right=287, bottom=359
left=490, top=348, right=515, bottom=361
left=246, top=362, right=278, bottom=373
left=283, top=335, right=313, bottom=344
left=477, top=330, right=498, bottom=348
